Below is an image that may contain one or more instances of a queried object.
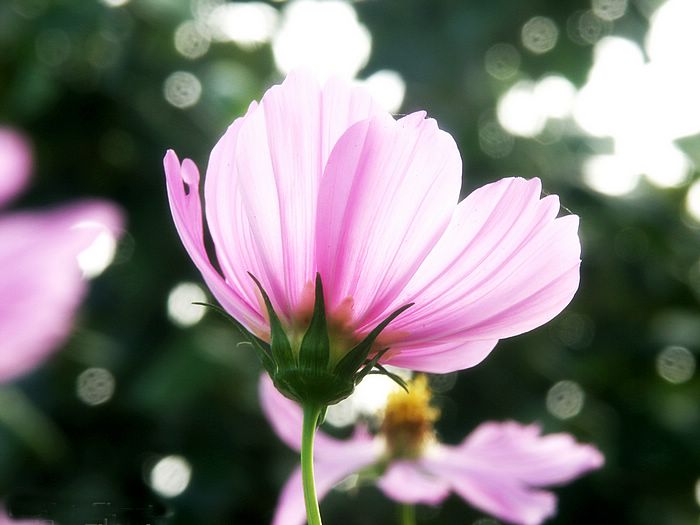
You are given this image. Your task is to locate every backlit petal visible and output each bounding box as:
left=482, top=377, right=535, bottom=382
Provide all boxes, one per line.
left=385, top=339, right=498, bottom=374
left=316, top=112, right=461, bottom=326
left=384, top=177, right=580, bottom=371
left=164, top=149, right=263, bottom=331
left=204, top=71, right=383, bottom=321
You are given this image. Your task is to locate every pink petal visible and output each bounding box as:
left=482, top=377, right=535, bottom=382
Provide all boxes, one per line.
left=384, top=339, right=498, bottom=374
left=377, top=460, right=451, bottom=505
left=423, top=421, right=603, bottom=525
left=384, top=177, right=580, bottom=372
left=0, top=128, right=32, bottom=208
left=0, top=201, right=123, bottom=382
left=458, top=421, right=605, bottom=486
left=203, top=71, right=384, bottom=321
left=316, top=112, right=462, bottom=326
left=164, top=149, right=263, bottom=332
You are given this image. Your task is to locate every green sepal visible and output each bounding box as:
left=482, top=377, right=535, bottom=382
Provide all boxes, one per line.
left=193, top=301, right=275, bottom=375
left=333, top=303, right=413, bottom=381
left=298, top=274, right=330, bottom=373
left=354, top=347, right=391, bottom=384
left=317, top=405, right=327, bottom=428
left=369, top=363, right=409, bottom=393
left=248, top=273, right=296, bottom=371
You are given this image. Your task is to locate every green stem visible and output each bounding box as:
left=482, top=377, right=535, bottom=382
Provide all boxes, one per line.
left=301, top=403, right=323, bottom=525
left=398, top=504, right=416, bottom=525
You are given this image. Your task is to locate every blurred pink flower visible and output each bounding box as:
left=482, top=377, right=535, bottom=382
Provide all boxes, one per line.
left=0, top=128, right=31, bottom=208
left=0, top=506, right=49, bottom=525
left=0, top=127, right=123, bottom=382
left=165, top=70, right=580, bottom=376
left=260, top=375, right=604, bottom=525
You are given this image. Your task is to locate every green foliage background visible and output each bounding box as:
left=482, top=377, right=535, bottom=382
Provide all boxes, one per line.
left=1, top=0, right=698, bottom=523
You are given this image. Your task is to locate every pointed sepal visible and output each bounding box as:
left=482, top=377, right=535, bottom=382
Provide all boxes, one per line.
left=249, top=273, right=296, bottom=371
left=298, top=274, right=330, bottom=373
left=333, top=303, right=413, bottom=382
left=369, top=363, right=409, bottom=393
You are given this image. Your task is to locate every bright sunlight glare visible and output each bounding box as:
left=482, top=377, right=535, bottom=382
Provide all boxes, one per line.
left=272, top=0, right=371, bottom=79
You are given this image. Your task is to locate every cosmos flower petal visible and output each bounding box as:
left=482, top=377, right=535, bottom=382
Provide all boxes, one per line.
left=166, top=72, right=582, bottom=390
left=377, top=460, right=451, bottom=505
left=423, top=421, right=603, bottom=525
left=384, top=177, right=580, bottom=369
left=0, top=128, right=32, bottom=207
left=202, top=71, right=384, bottom=318
left=0, top=201, right=123, bottom=382
left=316, top=112, right=462, bottom=324
left=458, top=421, right=605, bottom=486
left=164, top=149, right=263, bottom=331
left=384, top=338, right=498, bottom=374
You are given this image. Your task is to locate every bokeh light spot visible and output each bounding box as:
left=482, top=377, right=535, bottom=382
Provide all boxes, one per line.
left=149, top=455, right=192, bottom=498
left=326, top=368, right=411, bottom=427
left=167, top=282, right=207, bottom=327
left=207, top=2, right=278, bottom=48
left=582, top=154, right=640, bottom=196
left=534, top=74, right=576, bottom=119
left=642, top=143, right=692, bottom=188
left=497, top=80, right=546, bottom=137
left=76, top=225, right=119, bottom=279
left=521, top=16, right=559, bottom=54
left=272, top=0, right=371, bottom=79
left=478, top=117, right=514, bottom=158
left=484, top=43, right=521, bottom=80
left=174, top=20, right=210, bottom=59
left=546, top=380, right=585, bottom=420
left=164, top=71, right=202, bottom=108
left=592, top=0, right=628, bottom=21
left=685, top=180, right=700, bottom=222
left=568, top=10, right=612, bottom=46
left=656, top=346, right=696, bottom=384
left=362, top=70, right=406, bottom=114
left=76, top=367, right=115, bottom=406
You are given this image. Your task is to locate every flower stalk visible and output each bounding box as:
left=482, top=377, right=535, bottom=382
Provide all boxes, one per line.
left=301, top=402, right=324, bottom=525
left=399, top=504, right=416, bottom=525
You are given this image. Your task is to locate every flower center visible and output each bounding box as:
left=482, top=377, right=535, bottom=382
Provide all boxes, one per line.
left=381, top=375, right=439, bottom=459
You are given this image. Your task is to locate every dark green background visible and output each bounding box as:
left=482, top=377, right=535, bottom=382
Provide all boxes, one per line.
left=1, top=0, right=698, bottom=523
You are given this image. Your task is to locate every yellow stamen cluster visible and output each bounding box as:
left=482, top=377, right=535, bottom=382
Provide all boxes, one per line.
left=381, top=375, right=440, bottom=459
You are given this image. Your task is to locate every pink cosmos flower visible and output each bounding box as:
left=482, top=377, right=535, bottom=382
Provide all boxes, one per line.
left=260, top=374, right=604, bottom=525
left=0, top=127, right=123, bottom=382
left=164, top=70, right=580, bottom=402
